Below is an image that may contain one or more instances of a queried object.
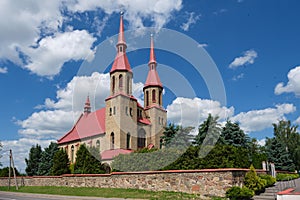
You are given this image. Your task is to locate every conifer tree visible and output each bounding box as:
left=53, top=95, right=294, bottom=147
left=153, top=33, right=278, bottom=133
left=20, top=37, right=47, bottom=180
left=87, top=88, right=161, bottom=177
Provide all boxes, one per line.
left=38, top=142, right=59, bottom=175
left=25, top=144, right=42, bottom=176
left=51, top=149, right=70, bottom=175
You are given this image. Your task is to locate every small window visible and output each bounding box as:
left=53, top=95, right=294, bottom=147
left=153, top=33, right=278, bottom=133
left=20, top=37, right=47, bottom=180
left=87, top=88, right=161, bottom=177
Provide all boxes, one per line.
left=146, top=91, right=149, bottom=107
left=126, top=106, right=128, bottom=116
left=120, top=46, right=123, bottom=52
left=96, top=140, right=100, bottom=150
left=111, top=132, right=115, bottom=149
left=112, top=76, right=115, bottom=94
left=119, top=74, right=123, bottom=88
left=152, top=90, right=156, bottom=103
left=126, top=133, right=131, bottom=149
left=109, top=108, right=112, bottom=116
left=158, top=117, right=161, bottom=125
left=113, top=106, right=116, bottom=115
left=130, top=108, right=133, bottom=117
left=160, top=139, right=163, bottom=149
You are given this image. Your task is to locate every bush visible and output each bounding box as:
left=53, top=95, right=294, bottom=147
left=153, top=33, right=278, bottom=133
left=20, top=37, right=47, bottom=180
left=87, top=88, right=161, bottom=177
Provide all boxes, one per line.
left=276, top=173, right=300, bottom=181
left=259, top=174, right=276, bottom=187
left=226, top=186, right=254, bottom=200
left=244, top=165, right=266, bottom=194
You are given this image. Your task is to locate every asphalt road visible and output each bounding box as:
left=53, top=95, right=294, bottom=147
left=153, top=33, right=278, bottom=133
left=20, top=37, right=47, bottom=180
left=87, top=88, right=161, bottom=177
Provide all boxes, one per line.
left=0, top=191, right=137, bottom=200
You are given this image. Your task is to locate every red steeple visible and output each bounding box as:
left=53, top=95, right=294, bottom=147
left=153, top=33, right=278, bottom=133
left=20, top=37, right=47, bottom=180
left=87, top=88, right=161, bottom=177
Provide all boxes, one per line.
left=84, top=95, right=91, bottom=114
left=110, top=13, right=132, bottom=73
left=144, top=35, right=162, bottom=88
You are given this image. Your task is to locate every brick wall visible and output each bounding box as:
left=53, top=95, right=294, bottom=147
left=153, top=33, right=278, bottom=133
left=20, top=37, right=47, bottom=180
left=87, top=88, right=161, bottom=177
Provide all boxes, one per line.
left=0, top=168, right=262, bottom=197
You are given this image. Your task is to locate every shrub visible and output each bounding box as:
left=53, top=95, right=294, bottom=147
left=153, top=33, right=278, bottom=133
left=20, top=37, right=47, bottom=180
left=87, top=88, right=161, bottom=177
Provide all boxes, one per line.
left=276, top=173, right=300, bottom=181
left=259, top=174, right=276, bottom=187
left=226, top=186, right=254, bottom=200
left=244, top=165, right=267, bottom=194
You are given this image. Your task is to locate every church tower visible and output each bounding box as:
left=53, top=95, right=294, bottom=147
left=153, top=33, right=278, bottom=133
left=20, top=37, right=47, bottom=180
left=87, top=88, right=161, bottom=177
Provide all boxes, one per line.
left=105, top=13, right=138, bottom=151
left=144, top=35, right=167, bottom=147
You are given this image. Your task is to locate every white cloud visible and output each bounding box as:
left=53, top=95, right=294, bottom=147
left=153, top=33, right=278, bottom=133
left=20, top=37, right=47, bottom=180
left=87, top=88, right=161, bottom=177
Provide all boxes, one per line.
left=229, top=49, right=258, bottom=69
left=231, top=104, right=296, bottom=132
left=0, top=67, right=8, bottom=74
left=0, top=138, right=54, bottom=173
left=180, top=12, right=200, bottom=31
left=167, top=97, right=234, bottom=128
left=232, top=73, right=244, bottom=81
left=274, top=66, right=300, bottom=97
left=67, top=0, right=183, bottom=34
left=295, top=116, right=300, bottom=125
left=197, top=43, right=208, bottom=48
left=23, top=30, right=96, bottom=78
left=257, top=138, right=266, bottom=146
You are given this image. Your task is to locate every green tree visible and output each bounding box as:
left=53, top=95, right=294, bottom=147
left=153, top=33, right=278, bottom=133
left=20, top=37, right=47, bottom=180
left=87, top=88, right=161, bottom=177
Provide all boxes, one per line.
left=266, top=137, right=295, bottom=171
left=220, top=120, right=250, bottom=148
left=25, top=144, right=42, bottom=176
left=193, top=114, right=221, bottom=146
left=38, top=142, right=59, bottom=175
left=74, top=144, right=104, bottom=174
left=0, top=167, right=20, bottom=177
left=160, top=123, right=179, bottom=147
left=51, top=149, right=70, bottom=175
left=0, top=141, right=2, bottom=167
left=272, top=120, right=300, bottom=170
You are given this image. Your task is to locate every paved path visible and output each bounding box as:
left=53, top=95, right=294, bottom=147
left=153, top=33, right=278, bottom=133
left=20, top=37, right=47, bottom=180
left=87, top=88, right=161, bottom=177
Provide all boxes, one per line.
left=0, top=191, right=139, bottom=200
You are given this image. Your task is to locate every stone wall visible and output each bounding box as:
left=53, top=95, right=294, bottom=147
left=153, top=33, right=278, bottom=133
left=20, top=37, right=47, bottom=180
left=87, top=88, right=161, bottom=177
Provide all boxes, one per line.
left=0, top=168, right=262, bottom=197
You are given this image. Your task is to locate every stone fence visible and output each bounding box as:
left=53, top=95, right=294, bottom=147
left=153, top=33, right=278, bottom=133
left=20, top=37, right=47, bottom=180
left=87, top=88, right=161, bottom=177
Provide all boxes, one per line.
left=0, top=168, right=266, bottom=197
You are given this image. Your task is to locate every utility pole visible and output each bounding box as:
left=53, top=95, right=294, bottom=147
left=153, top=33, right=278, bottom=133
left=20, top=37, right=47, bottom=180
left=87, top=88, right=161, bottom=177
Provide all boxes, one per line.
left=9, top=149, right=18, bottom=190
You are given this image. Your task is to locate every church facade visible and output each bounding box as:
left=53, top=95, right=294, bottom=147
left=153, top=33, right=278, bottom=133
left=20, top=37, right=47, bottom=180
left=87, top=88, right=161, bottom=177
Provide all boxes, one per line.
left=57, top=15, right=167, bottom=164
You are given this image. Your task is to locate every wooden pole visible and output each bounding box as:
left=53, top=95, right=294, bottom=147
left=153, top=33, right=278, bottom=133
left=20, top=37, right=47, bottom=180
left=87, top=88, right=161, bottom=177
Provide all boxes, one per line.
left=9, top=149, right=18, bottom=190
left=8, top=150, right=11, bottom=190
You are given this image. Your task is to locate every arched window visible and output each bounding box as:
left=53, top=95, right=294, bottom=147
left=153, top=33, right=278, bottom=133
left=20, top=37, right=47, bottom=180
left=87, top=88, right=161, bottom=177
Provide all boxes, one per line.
left=112, top=76, right=115, bottom=94
left=160, top=139, right=163, bottom=149
left=71, top=145, right=74, bottom=163
left=159, top=90, right=162, bottom=105
left=152, top=90, right=156, bottom=103
left=127, top=77, right=130, bottom=94
left=146, top=91, right=149, bottom=107
left=96, top=140, right=100, bottom=150
left=158, top=117, right=161, bottom=125
left=110, top=132, right=115, bottom=149
left=119, top=46, right=123, bottom=52
left=126, top=133, right=131, bottom=149
left=109, top=108, right=112, bottom=116
left=137, top=129, right=146, bottom=148
left=119, top=74, right=123, bottom=88
left=113, top=106, right=116, bottom=115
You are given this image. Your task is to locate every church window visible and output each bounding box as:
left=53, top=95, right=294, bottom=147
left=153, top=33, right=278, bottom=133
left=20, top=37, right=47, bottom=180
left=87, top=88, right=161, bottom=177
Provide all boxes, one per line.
left=71, top=145, right=74, bottom=163
left=159, top=90, right=162, bottom=105
left=126, top=106, right=128, bottom=115
left=113, top=106, right=116, bottom=115
left=120, top=46, right=123, bottom=52
left=110, top=132, right=115, bottom=149
left=126, top=133, right=131, bottom=149
left=112, top=76, right=115, bottom=94
left=127, top=77, right=130, bottom=94
left=130, top=108, right=133, bottom=117
left=152, top=90, right=156, bottom=103
left=96, top=140, right=100, bottom=150
left=160, top=139, right=163, bottom=149
left=137, top=129, right=146, bottom=148
left=119, top=74, right=123, bottom=88
left=146, top=91, right=149, bottom=107
left=158, top=117, right=161, bottom=125
left=109, top=108, right=112, bottom=116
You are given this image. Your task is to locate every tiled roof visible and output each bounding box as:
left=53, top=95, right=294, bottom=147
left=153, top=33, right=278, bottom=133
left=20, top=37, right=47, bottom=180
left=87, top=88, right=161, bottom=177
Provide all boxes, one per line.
left=57, top=108, right=106, bottom=144
left=101, top=148, right=133, bottom=160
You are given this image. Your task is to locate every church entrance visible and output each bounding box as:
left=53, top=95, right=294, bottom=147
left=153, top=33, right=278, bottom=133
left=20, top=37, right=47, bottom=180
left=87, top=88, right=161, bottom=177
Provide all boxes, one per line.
left=137, top=128, right=146, bottom=148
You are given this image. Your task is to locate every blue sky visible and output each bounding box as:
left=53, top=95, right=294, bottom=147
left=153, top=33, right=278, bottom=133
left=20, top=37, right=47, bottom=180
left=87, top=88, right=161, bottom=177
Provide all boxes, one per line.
left=0, top=0, right=300, bottom=171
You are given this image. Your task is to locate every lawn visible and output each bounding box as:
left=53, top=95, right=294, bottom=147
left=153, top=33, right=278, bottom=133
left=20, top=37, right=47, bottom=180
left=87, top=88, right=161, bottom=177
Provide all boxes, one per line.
left=0, top=186, right=225, bottom=200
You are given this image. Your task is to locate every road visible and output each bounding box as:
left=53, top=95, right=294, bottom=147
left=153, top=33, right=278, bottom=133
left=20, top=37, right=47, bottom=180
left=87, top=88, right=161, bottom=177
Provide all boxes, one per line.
left=0, top=191, right=137, bottom=200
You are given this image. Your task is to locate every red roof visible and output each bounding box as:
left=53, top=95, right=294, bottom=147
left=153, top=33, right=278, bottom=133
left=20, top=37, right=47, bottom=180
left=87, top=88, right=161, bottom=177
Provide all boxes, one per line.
left=58, top=108, right=106, bottom=144
left=101, top=149, right=133, bottom=160
left=138, top=117, right=151, bottom=125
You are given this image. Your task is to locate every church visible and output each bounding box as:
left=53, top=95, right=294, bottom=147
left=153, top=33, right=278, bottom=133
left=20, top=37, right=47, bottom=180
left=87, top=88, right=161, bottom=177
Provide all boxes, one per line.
left=57, top=14, right=167, bottom=164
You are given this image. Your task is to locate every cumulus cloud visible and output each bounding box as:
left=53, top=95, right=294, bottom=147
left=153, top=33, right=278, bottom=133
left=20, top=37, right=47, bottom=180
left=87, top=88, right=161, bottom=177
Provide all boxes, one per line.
left=0, top=67, right=8, bottom=74
left=180, top=12, right=200, bottom=31
left=67, top=0, right=182, bottom=34
left=24, top=30, right=96, bottom=77
left=295, top=116, right=300, bottom=125
left=232, top=73, right=244, bottom=81
left=167, top=97, right=234, bottom=128
left=274, top=66, right=300, bottom=97
left=231, top=104, right=296, bottom=132
left=229, top=49, right=258, bottom=69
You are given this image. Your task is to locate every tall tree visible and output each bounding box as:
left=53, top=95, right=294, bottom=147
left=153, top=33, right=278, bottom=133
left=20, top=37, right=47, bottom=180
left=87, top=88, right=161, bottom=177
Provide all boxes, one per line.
left=38, top=142, right=59, bottom=176
left=74, top=144, right=104, bottom=174
left=25, top=144, right=42, bottom=176
left=266, top=137, right=295, bottom=171
left=193, top=114, right=221, bottom=146
left=0, top=141, right=2, bottom=167
left=160, top=123, right=179, bottom=147
left=220, top=120, right=250, bottom=148
left=51, top=149, right=70, bottom=175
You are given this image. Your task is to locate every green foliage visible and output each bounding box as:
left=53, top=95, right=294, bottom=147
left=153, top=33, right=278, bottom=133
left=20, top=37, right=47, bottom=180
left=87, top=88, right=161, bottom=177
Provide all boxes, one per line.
left=74, top=144, right=104, bottom=174
left=51, top=149, right=70, bottom=175
left=220, top=120, right=250, bottom=148
left=193, top=114, right=221, bottom=146
left=226, top=186, right=254, bottom=200
left=244, top=165, right=266, bottom=194
left=0, top=167, right=20, bottom=177
left=259, top=174, right=276, bottom=187
left=134, top=147, right=158, bottom=153
left=25, top=144, right=42, bottom=176
left=0, top=141, right=2, bottom=166
left=161, top=124, right=194, bottom=148
left=276, top=173, right=300, bottom=181
left=38, top=142, right=59, bottom=176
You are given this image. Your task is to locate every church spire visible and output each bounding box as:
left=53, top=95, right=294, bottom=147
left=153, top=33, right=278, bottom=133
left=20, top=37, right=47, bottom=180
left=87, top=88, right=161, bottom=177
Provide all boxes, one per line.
left=84, top=95, right=91, bottom=114
left=144, top=35, right=162, bottom=88
left=110, top=12, right=132, bottom=73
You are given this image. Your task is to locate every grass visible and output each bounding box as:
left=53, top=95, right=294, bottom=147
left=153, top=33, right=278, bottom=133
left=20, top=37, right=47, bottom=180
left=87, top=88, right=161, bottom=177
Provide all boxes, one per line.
left=0, top=186, right=225, bottom=200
